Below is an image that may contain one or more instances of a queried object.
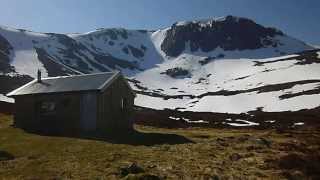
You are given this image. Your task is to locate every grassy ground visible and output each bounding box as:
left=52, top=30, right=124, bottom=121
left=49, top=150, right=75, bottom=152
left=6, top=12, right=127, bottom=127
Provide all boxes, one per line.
left=0, top=113, right=320, bottom=179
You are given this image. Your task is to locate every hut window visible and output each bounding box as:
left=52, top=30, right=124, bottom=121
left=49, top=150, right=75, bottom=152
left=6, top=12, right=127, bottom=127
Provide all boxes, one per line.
left=40, top=101, right=56, bottom=114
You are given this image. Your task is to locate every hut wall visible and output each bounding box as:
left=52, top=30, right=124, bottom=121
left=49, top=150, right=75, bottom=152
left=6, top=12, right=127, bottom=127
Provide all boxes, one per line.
left=80, top=92, right=97, bottom=131
left=14, top=95, right=36, bottom=129
left=97, top=76, right=135, bottom=132
left=14, top=93, right=81, bottom=134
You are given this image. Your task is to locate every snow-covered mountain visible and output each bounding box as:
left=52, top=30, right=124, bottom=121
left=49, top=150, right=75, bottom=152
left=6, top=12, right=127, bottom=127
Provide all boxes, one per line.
left=0, top=15, right=312, bottom=77
left=1, top=15, right=319, bottom=117
left=133, top=49, right=320, bottom=113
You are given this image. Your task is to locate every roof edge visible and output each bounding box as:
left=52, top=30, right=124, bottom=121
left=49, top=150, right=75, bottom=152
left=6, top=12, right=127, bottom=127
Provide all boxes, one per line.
left=39, top=71, right=115, bottom=80
left=6, top=71, right=117, bottom=97
left=6, top=79, right=37, bottom=97
left=99, top=70, right=121, bottom=91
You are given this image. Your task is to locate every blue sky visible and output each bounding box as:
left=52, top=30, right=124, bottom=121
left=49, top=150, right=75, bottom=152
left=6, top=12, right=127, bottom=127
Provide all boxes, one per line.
left=0, top=0, right=319, bottom=44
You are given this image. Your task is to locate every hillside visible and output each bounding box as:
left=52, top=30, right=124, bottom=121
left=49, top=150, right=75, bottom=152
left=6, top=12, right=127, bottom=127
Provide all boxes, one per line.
left=0, top=15, right=319, bottom=119
left=0, top=114, right=319, bottom=179
left=132, top=49, right=320, bottom=113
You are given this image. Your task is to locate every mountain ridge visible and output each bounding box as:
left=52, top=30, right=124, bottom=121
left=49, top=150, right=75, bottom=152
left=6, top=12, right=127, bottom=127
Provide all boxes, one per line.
left=0, top=15, right=313, bottom=78
left=0, top=15, right=319, bottom=118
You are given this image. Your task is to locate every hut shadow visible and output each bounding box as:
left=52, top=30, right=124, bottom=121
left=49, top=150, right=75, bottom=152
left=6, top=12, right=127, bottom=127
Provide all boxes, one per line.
left=0, top=150, right=15, bottom=161
left=85, top=129, right=194, bottom=146
left=25, top=128, right=194, bottom=146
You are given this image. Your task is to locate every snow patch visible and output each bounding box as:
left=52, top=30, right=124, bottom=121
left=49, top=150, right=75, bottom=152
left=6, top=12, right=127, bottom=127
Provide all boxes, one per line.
left=0, top=94, right=14, bottom=103
left=168, top=116, right=209, bottom=123
left=227, top=119, right=259, bottom=127
left=283, top=83, right=320, bottom=95
left=168, top=116, right=180, bottom=120
left=11, top=50, right=48, bottom=78
left=265, top=120, right=276, bottom=123
left=293, top=122, right=304, bottom=126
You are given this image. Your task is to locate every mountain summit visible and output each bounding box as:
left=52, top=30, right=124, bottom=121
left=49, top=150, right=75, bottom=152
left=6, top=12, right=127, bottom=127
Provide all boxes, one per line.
left=162, top=15, right=290, bottom=56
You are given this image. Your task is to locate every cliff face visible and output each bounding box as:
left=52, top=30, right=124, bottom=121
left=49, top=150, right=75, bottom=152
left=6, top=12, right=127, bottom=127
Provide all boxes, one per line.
left=161, top=16, right=285, bottom=57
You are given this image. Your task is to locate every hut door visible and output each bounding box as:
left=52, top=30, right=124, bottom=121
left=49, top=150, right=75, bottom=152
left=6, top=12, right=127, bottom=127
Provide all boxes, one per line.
left=80, top=92, right=97, bottom=131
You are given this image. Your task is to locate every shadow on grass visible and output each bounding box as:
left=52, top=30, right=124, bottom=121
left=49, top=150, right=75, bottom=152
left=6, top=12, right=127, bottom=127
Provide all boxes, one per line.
left=88, top=130, right=194, bottom=146
left=24, top=128, right=194, bottom=146
left=277, top=153, right=320, bottom=179
left=0, top=151, right=15, bottom=161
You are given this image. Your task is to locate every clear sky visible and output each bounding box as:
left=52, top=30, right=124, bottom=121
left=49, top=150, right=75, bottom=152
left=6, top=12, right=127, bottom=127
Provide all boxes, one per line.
left=0, top=0, right=319, bottom=45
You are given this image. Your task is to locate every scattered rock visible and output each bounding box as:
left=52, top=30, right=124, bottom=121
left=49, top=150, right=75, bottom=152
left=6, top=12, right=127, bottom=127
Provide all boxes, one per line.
left=195, top=77, right=207, bottom=84
left=229, top=153, right=242, bottom=161
left=140, top=45, right=147, bottom=51
left=246, top=145, right=263, bottom=151
left=199, top=57, right=214, bottom=65
left=147, top=164, right=157, bottom=169
left=120, top=162, right=145, bottom=177
left=201, top=174, right=219, bottom=180
left=211, top=174, right=220, bottom=180
left=238, top=134, right=251, bottom=142
left=128, top=45, right=145, bottom=58
left=216, top=138, right=225, bottom=142
left=122, top=47, right=129, bottom=54
left=160, top=67, right=191, bottom=78
left=217, top=54, right=225, bottom=58
left=255, top=138, right=272, bottom=147
left=124, top=173, right=161, bottom=180
left=216, top=138, right=229, bottom=147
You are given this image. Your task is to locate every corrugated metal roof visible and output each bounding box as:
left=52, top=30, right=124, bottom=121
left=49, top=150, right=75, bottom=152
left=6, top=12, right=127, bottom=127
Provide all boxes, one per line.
left=7, top=71, right=120, bottom=96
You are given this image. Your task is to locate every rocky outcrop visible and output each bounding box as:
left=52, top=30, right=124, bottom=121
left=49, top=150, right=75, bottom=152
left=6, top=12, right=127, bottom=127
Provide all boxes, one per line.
left=0, top=34, right=13, bottom=73
left=41, top=33, right=140, bottom=73
left=34, top=48, right=78, bottom=76
left=160, top=67, right=191, bottom=78
left=161, top=15, right=284, bottom=57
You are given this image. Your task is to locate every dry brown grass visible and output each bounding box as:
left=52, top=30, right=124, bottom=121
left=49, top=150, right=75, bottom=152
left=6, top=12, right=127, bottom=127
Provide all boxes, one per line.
left=0, top=113, right=319, bottom=179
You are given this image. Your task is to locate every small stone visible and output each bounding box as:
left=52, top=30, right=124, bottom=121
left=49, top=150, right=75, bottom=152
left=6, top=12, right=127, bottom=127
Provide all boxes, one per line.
left=216, top=138, right=225, bottom=142
left=229, top=153, right=242, bottom=161
left=147, top=164, right=157, bottom=168
left=238, top=134, right=250, bottom=141
left=256, top=138, right=272, bottom=147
